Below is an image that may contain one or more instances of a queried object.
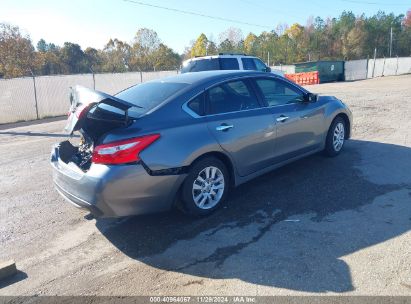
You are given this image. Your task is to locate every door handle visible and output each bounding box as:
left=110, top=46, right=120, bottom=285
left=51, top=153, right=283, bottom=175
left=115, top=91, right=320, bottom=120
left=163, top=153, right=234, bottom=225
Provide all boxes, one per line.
left=216, top=124, right=234, bottom=131
left=276, top=115, right=289, bottom=122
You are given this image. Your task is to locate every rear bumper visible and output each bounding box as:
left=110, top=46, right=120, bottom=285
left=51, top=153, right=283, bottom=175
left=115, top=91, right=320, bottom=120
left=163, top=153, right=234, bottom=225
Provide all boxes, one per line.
left=50, top=144, right=186, bottom=217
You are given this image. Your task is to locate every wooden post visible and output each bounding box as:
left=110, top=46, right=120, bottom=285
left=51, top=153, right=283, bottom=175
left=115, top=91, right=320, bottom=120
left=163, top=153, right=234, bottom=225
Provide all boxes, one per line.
left=395, top=56, right=399, bottom=75
left=366, top=55, right=369, bottom=79
left=30, top=69, right=39, bottom=120
left=372, top=48, right=377, bottom=78
left=89, top=67, right=95, bottom=90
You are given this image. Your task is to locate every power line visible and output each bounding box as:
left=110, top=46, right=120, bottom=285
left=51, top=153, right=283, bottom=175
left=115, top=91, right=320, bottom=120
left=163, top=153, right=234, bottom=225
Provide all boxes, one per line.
left=122, top=0, right=273, bottom=29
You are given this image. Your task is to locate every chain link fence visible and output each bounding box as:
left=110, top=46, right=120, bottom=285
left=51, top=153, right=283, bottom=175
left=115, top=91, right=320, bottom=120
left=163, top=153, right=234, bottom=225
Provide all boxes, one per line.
left=345, top=57, right=411, bottom=80
left=272, top=57, right=411, bottom=82
left=271, top=65, right=295, bottom=74
left=0, top=70, right=178, bottom=124
left=2, top=58, right=411, bottom=124
left=367, top=57, right=411, bottom=78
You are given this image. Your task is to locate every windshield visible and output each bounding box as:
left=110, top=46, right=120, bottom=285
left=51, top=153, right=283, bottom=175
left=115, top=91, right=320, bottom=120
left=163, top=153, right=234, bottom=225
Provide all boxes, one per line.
left=115, top=82, right=189, bottom=115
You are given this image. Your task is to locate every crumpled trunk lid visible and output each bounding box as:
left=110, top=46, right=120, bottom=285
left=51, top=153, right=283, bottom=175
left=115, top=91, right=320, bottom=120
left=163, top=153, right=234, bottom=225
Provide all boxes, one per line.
left=61, top=86, right=139, bottom=171
left=65, top=85, right=137, bottom=135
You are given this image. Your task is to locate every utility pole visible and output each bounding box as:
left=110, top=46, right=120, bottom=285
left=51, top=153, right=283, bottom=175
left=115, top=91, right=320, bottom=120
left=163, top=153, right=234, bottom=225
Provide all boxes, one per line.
left=285, top=38, right=289, bottom=65
left=267, top=51, right=270, bottom=66
left=389, top=27, right=393, bottom=58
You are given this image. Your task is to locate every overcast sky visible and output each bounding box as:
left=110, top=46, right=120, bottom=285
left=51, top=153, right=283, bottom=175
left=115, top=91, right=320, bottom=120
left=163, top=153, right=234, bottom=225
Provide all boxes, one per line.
left=1, top=0, right=409, bottom=53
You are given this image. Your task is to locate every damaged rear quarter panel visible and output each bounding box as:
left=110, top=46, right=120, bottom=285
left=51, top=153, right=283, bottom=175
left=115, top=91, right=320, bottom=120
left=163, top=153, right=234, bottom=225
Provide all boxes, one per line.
left=139, top=117, right=225, bottom=172
left=100, top=92, right=228, bottom=173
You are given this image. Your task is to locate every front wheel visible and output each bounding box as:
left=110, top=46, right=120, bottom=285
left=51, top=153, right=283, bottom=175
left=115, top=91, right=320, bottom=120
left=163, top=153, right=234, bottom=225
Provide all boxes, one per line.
left=324, top=117, right=346, bottom=157
left=180, top=157, right=229, bottom=216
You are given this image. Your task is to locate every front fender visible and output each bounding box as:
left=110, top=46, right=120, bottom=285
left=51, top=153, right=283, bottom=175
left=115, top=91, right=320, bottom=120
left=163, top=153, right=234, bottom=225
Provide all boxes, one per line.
left=321, top=96, right=353, bottom=139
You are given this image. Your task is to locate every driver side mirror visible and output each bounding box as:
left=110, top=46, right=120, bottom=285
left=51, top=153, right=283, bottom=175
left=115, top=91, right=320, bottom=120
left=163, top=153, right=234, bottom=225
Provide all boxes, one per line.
left=264, top=66, right=271, bottom=72
left=304, top=93, right=318, bottom=103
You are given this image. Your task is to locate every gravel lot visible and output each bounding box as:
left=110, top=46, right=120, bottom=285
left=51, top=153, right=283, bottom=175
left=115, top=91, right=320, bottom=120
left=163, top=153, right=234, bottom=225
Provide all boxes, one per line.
left=0, top=75, right=410, bottom=296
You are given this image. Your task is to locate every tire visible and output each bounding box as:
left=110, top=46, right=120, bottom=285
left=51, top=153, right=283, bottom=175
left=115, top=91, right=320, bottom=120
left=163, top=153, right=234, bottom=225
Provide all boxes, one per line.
left=180, top=157, right=229, bottom=216
left=324, top=116, right=346, bottom=157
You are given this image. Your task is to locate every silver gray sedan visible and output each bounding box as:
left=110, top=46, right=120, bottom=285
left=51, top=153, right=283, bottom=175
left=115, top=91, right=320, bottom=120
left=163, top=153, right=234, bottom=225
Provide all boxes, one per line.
left=51, top=71, right=352, bottom=217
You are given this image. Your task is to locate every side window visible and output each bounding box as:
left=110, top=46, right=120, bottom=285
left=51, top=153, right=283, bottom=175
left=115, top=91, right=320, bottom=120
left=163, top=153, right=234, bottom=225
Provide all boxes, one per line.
left=226, top=81, right=251, bottom=97
left=253, top=59, right=267, bottom=71
left=255, top=78, right=304, bottom=106
left=207, top=80, right=260, bottom=115
left=241, top=58, right=256, bottom=70
left=187, top=93, right=204, bottom=116
left=220, top=58, right=240, bottom=70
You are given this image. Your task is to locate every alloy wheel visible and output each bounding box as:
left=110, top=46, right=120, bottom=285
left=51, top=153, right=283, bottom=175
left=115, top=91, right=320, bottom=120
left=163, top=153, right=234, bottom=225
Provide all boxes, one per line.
left=333, top=122, right=345, bottom=152
left=192, top=166, right=225, bottom=209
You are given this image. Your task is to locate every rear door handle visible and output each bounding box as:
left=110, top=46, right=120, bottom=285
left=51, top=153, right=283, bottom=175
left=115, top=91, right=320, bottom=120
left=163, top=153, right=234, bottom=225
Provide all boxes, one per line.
left=216, top=124, right=234, bottom=131
left=276, top=115, right=289, bottom=122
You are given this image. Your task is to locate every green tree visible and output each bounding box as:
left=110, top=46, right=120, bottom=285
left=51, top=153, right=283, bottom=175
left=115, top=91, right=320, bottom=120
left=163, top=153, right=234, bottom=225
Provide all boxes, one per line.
left=397, top=10, right=411, bottom=56
left=404, top=9, right=411, bottom=27
left=35, top=46, right=63, bottom=75
left=36, top=39, right=47, bottom=52
left=4, top=11, right=411, bottom=77
left=191, top=33, right=208, bottom=57
left=343, top=18, right=367, bottom=59
left=152, top=43, right=181, bottom=70
left=101, top=38, right=131, bottom=73
left=84, top=47, right=103, bottom=72
left=207, top=41, right=218, bottom=55
left=285, top=24, right=307, bottom=62
left=363, top=11, right=402, bottom=57
left=59, top=42, right=88, bottom=74
left=130, top=28, right=161, bottom=71
left=244, top=33, right=259, bottom=56
left=218, top=39, right=235, bottom=53
left=0, top=23, right=35, bottom=78
left=34, top=39, right=65, bottom=75
left=218, top=27, right=243, bottom=53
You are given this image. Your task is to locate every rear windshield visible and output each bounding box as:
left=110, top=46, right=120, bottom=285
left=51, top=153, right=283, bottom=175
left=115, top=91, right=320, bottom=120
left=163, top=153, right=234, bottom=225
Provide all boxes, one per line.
left=181, top=58, right=240, bottom=73
left=115, top=82, right=188, bottom=115
left=181, top=58, right=220, bottom=73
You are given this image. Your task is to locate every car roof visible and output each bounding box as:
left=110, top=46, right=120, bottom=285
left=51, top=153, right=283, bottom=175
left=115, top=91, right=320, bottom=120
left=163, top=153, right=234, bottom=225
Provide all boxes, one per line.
left=152, top=70, right=273, bottom=86
left=184, top=54, right=257, bottom=62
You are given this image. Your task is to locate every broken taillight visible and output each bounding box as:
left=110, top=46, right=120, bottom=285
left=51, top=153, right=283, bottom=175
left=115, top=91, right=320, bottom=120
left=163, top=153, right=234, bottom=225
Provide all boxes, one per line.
left=67, top=104, right=88, bottom=118
left=75, top=105, right=89, bottom=119
left=92, top=134, right=160, bottom=165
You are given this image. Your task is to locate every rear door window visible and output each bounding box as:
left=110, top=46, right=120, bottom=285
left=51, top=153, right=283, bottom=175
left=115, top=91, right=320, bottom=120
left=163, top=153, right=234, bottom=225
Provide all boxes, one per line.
left=241, top=58, right=257, bottom=70
left=206, top=80, right=261, bottom=115
left=220, top=58, right=240, bottom=70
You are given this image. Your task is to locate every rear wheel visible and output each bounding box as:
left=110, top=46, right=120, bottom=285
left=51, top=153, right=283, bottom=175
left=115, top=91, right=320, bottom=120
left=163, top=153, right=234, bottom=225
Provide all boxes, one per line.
left=324, top=117, right=346, bottom=157
left=180, top=157, right=229, bottom=216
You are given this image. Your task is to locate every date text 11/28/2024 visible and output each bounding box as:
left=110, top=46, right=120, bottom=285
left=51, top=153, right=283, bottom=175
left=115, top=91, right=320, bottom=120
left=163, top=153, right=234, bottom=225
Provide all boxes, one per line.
left=149, top=296, right=256, bottom=303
